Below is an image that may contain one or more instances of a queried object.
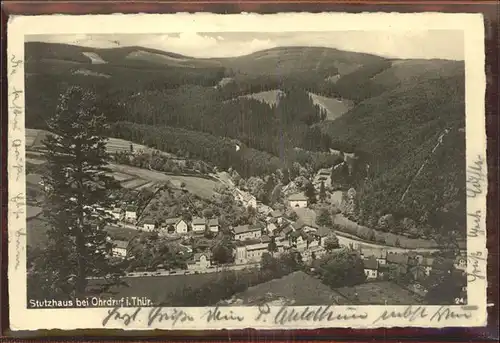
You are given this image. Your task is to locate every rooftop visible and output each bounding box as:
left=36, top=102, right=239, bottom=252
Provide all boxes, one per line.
left=233, top=224, right=261, bottom=235
left=269, top=210, right=284, bottom=218
left=126, top=205, right=137, bottom=212
left=113, top=240, right=129, bottom=249
left=208, top=218, right=219, bottom=226
left=387, top=252, right=409, bottom=265
left=192, top=217, right=206, bottom=225
left=288, top=193, right=308, bottom=201
left=164, top=217, right=183, bottom=225
left=363, top=257, right=379, bottom=270
left=361, top=248, right=388, bottom=259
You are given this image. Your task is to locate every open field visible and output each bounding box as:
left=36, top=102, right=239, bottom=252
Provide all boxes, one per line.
left=109, top=172, right=135, bottom=182
left=334, top=281, right=423, bottom=305
left=25, top=128, right=177, bottom=158
left=120, top=178, right=150, bottom=190
left=235, top=89, right=352, bottom=121
left=307, top=92, right=353, bottom=121
left=108, top=164, right=221, bottom=199
left=239, top=89, right=283, bottom=106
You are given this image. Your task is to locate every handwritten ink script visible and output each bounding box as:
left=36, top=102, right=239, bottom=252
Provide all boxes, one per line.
left=466, top=251, right=486, bottom=283
left=373, top=305, right=476, bottom=324
left=9, top=54, right=26, bottom=271
left=467, top=210, right=484, bottom=237
left=11, top=193, right=26, bottom=269
left=466, top=155, right=486, bottom=198
left=255, top=305, right=368, bottom=325
left=202, top=306, right=244, bottom=323
left=10, top=54, right=23, bottom=75
left=102, top=306, right=195, bottom=327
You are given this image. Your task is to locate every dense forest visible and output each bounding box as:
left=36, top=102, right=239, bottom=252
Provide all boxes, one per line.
left=25, top=42, right=467, bottom=236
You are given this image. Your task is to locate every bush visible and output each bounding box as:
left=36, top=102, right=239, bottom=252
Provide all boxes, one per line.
left=315, top=250, right=366, bottom=288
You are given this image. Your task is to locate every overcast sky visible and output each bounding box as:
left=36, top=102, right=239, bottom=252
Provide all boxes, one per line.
left=27, top=31, right=464, bottom=60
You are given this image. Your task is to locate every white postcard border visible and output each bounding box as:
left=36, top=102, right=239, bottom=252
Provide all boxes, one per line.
left=7, top=12, right=488, bottom=331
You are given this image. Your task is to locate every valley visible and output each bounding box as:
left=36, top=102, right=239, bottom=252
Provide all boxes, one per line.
left=25, top=40, right=468, bottom=308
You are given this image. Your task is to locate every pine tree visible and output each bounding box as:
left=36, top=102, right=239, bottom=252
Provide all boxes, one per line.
left=319, top=181, right=327, bottom=202
left=33, top=86, right=122, bottom=299
left=304, top=182, right=317, bottom=205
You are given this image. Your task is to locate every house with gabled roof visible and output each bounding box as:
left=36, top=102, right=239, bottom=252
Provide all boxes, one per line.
left=208, top=218, right=220, bottom=233
left=361, top=248, right=388, bottom=265
left=187, top=252, right=212, bottom=271
left=191, top=217, right=206, bottom=233
left=233, top=224, right=262, bottom=241
left=124, top=205, right=137, bottom=222
left=267, top=210, right=284, bottom=224
left=163, top=217, right=189, bottom=234
left=288, top=193, right=308, bottom=208
left=386, top=252, right=409, bottom=273
left=363, top=257, right=379, bottom=279
left=112, top=240, right=129, bottom=259
left=138, top=214, right=156, bottom=231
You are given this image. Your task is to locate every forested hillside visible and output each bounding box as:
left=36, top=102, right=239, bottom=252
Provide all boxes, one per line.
left=25, top=42, right=466, bottom=236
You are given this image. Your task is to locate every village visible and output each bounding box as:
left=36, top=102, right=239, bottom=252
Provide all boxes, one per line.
left=105, top=181, right=468, bottom=300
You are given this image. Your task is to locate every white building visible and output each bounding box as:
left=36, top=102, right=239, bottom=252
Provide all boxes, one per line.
left=164, top=217, right=189, bottom=234
left=208, top=218, right=220, bottom=233
left=124, top=206, right=137, bottom=221
left=363, top=258, right=379, bottom=279
left=288, top=193, right=308, bottom=208
left=112, top=240, right=128, bottom=259
left=233, top=224, right=262, bottom=241
left=187, top=252, right=212, bottom=271
left=361, top=248, right=387, bottom=266
left=191, top=217, right=206, bottom=233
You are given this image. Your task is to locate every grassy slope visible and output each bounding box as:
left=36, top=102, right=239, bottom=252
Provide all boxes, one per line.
left=216, top=46, right=386, bottom=76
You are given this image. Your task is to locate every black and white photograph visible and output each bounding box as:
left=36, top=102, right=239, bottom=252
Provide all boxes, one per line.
left=8, top=13, right=487, bottom=330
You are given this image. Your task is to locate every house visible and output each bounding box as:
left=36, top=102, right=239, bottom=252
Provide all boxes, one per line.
left=312, top=226, right=332, bottom=246
left=361, top=248, right=387, bottom=265
left=187, top=252, right=212, bottom=271
left=267, top=210, right=284, bottom=224
left=266, top=220, right=278, bottom=235
left=235, top=246, right=248, bottom=265
left=245, top=242, right=269, bottom=263
left=112, top=240, right=128, bottom=259
left=139, top=216, right=156, bottom=231
left=260, top=235, right=272, bottom=244
left=293, top=219, right=318, bottom=233
left=234, top=240, right=270, bottom=264
left=421, top=257, right=435, bottom=275
left=208, top=218, right=220, bottom=233
left=233, top=189, right=258, bottom=209
left=191, top=217, right=206, bottom=233
left=124, top=206, right=137, bottom=221
left=288, top=193, right=308, bottom=208
left=386, top=252, right=409, bottom=272
left=164, top=217, right=189, bottom=234
left=143, top=222, right=155, bottom=232
left=276, top=239, right=291, bottom=252
left=233, top=224, right=262, bottom=241
left=109, top=207, right=122, bottom=221
left=302, top=246, right=327, bottom=262
left=363, top=257, right=379, bottom=279
left=313, top=168, right=332, bottom=190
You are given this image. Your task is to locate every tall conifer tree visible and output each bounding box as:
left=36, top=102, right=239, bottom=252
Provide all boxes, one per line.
left=34, top=86, right=122, bottom=299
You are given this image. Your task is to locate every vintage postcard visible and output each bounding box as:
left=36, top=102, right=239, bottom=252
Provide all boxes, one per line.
left=7, top=12, right=487, bottom=331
